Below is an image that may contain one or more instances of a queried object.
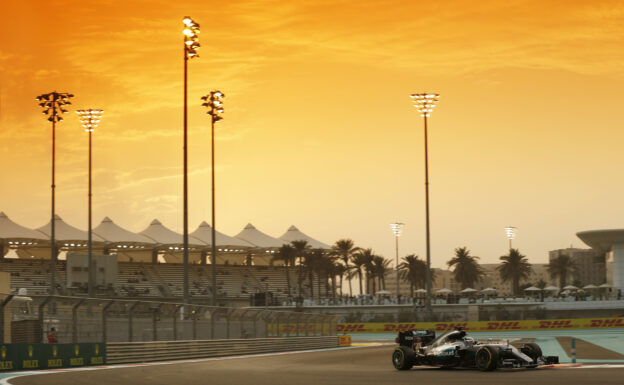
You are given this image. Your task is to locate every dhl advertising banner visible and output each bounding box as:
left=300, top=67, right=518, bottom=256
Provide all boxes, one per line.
left=267, top=323, right=325, bottom=335
left=0, top=343, right=105, bottom=371
left=337, top=317, right=624, bottom=334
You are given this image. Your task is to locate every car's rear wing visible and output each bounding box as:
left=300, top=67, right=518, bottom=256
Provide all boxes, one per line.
left=395, top=330, right=436, bottom=347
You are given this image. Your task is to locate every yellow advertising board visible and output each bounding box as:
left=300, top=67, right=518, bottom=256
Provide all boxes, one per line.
left=267, top=317, right=624, bottom=335
left=336, top=317, right=624, bottom=334
left=338, top=335, right=352, bottom=346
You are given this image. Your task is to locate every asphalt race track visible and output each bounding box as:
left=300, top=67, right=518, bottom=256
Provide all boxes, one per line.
left=8, top=345, right=624, bottom=385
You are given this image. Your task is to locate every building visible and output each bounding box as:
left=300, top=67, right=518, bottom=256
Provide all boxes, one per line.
left=576, top=229, right=624, bottom=293
left=384, top=267, right=459, bottom=298
left=549, top=248, right=606, bottom=286
left=478, top=263, right=553, bottom=296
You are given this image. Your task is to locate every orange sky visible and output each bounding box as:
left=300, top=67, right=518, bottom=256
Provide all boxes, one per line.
left=1, top=0, right=623, bottom=268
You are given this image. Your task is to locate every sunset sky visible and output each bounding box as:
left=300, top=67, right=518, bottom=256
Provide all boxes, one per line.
left=1, top=0, right=623, bottom=268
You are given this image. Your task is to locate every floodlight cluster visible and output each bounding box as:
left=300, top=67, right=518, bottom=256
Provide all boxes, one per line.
left=183, top=16, right=200, bottom=59
left=505, top=226, right=517, bottom=240
left=390, top=222, right=404, bottom=237
left=76, top=109, right=104, bottom=132
left=410, top=93, right=440, bottom=117
left=201, top=91, right=225, bottom=122
left=35, top=92, right=74, bottom=123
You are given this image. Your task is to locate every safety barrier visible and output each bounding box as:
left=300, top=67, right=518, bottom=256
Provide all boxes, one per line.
left=0, top=343, right=105, bottom=371
left=106, top=336, right=339, bottom=364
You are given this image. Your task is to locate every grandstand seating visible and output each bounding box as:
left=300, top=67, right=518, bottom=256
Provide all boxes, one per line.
left=0, top=258, right=299, bottom=302
left=0, top=259, right=66, bottom=295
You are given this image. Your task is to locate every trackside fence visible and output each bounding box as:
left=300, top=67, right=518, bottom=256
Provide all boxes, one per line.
left=106, top=336, right=339, bottom=364
left=0, top=294, right=338, bottom=344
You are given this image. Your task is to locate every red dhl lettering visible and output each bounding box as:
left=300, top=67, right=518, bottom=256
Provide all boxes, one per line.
left=396, top=324, right=417, bottom=331
left=538, top=320, right=573, bottom=329
left=337, top=324, right=366, bottom=333
left=589, top=319, right=624, bottom=328
left=435, top=323, right=467, bottom=331
left=383, top=324, right=418, bottom=332
left=485, top=322, right=521, bottom=330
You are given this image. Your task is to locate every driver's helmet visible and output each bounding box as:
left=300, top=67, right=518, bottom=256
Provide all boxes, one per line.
left=463, top=336, right=475, bottom=345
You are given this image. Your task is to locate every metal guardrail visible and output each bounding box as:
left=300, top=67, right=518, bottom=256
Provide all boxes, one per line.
left=0, top=293, right=337, bottom=344
left=106, top=336, right=339, bottom=364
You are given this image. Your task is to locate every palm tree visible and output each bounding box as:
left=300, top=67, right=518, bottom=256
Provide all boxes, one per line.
left=271, top=244, right=297, bottom=295
left=320, top=254, right=340, bottom=299
left=497, top=248, right=532, bottom=296
left=329, top=239, right=361, bottom=297
left=398, top=254, right=427, bottom=297
left=303, top=248, right=327, bottom=300
left=350, top=249, right=373, bottom=295
left=447, top=247, right=484, bottom=289
left=547, top=254, right=576, bottom=288
left=372, top=256, right=392, bottom=292
left=352, top=248, right=376, bottom=294
left=334, top=263, right=346, bottom=296
left=291, top=240, right=311, bottom=298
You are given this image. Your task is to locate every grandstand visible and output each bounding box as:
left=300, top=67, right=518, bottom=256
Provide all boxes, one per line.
left=0, top=212, right=327, bottom=306
left=0, top=259, right=303, bottom=303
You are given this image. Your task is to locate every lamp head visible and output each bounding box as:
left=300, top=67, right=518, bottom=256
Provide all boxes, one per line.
left=410, top=93, right=440, bottom=117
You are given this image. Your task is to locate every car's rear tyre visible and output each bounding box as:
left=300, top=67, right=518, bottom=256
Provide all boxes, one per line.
left=521, top=342, right=543, bottom=363
left=475, top=346, right=499, bottom=371
left=392, top=346, right=415, bottom=370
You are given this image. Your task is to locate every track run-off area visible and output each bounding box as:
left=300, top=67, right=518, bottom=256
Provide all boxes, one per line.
left=2, top=342, right=624, bottom=385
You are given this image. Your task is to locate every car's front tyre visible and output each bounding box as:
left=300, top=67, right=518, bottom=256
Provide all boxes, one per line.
left=475, top=346, right=499, bottom=371
left=392, top=346, right=415, bottom=370
left=521, top=342, right=543, bottom=364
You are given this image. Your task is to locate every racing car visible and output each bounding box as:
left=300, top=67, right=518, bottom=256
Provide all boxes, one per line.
left=392, top=327, right=559, bottom=371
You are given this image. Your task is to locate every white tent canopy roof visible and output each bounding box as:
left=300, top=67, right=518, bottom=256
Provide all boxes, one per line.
left=191, top=221, right=254, bottom=248
left=139, top=219, right=205, bottom=247
left=37, top=214, right=105, bottom=243
left=235, top=223, right=285, bottom=248
left=0, top=212, right=49, bottom=242
left=544, top=285, right=560, bottom=291
left=278, top=225, right=330, bottom=249
left=93, top=217, right=156, bottom=245
left=524, top=286, right=541, bottom=291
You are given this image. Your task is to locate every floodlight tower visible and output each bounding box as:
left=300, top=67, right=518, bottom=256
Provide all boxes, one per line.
left=201, top=90, right=225, bottom=306
left=182, top=16, right=200, bottom=302
left=77, top=109, right=104, bottom=297
left=36, top=91, right=74, bottom=295
left=409, top=92, right=440, bottom=314
left=505, top=226, right=517, bottom=250
left=390, top=222, right=404, bottom=301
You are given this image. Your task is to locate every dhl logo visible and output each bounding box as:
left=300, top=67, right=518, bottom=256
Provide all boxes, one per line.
left=537, top=320, right=574, bottom=329
left=486, top=322, right=523, bottom=330
left=337, top=324, right=367, bottom=333
left=590, top=318, right=624, bottom=327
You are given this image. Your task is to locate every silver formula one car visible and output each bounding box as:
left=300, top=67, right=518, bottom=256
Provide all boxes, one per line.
left=392, top=328, right=559, bottom=371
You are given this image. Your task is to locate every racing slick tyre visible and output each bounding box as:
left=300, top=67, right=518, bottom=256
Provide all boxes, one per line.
left=392, top=346, right=416, bottom=370
left=521, top=343, right=543, bottom=363
left=475, top=345, right=499, bottom=371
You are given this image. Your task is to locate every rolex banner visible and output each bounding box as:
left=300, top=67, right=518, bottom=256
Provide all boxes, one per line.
left=0, top=343, right=105, bottom=371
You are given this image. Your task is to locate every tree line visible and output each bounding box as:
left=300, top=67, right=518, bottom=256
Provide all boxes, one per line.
left=271, top=239, right=579, bottom=299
